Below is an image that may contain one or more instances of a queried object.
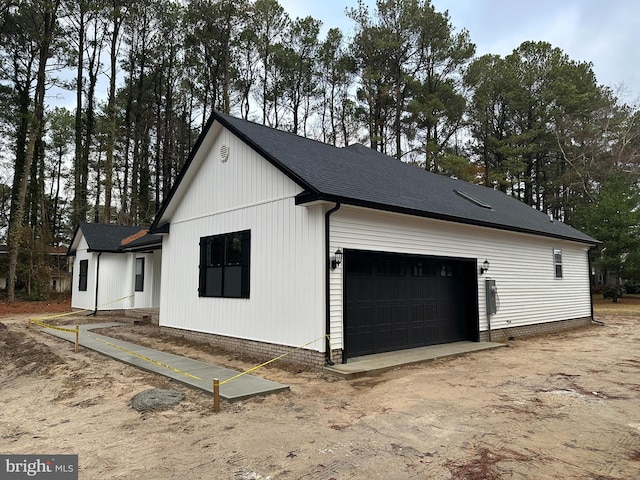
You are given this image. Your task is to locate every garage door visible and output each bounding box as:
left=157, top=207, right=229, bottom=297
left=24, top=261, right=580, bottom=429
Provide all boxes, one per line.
left=344, top=250, right=478, bottom=358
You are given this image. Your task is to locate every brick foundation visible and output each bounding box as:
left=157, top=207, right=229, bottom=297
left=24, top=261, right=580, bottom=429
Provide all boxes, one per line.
left=79, top=309, right=160, bottom=325
left=160, top=326, right=341, bottom=370
left=479, top=316, right=593, bottom=342
left=156, top=316, right=592, bottom=370
left=120, top=311, right=591, bottom=370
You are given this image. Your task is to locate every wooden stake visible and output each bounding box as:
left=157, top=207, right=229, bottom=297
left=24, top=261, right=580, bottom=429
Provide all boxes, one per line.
left=213, top=378, right=220, bottom=413
left=75, top=325, right=79, bottom=353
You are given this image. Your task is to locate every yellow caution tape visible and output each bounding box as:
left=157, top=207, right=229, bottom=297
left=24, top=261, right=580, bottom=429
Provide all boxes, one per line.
left=30, top=318, right=78, bottom=333
left=97, top=294, right=135, bottom=308
left=28, top=294, right=199, bottom=382
left=82, top=332, right=202, bottom=380
left=32, top=318, right=201, bottom=381
left=29, top=297, right=332, bottom=389
left=220, top=334, right=330, bottom=385
left=28, top=294, right=134, bottom=324
left=30, top=309, right=91, bottom=323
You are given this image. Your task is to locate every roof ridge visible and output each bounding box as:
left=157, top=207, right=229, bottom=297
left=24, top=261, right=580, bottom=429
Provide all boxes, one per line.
left=216, top=111, right=349, bottom=150
left=121, top=229, right=149, bottom=246
left=153, top=111, right=597, bottom=245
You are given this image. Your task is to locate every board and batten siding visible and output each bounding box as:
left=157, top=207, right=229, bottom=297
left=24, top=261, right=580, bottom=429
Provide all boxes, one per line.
left=151, top=252, right=161, bottom=308
left=96, top=254, right=134, bottom=310
left=329, top=206, right=592, bottom=348
left=71, top=239, right=134, bottom=311
left=159, top=125, right=327, bottom=351
left=71, top=235, right=95, bottom=310
left=133, top=252, right=161, bottom=308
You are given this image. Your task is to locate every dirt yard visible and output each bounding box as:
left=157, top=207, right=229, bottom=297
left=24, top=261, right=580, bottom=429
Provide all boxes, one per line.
left=2, top=298, right=640, bottom=479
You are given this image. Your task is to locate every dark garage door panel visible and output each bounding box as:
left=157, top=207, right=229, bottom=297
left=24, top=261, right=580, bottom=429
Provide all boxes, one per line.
left=345, top=252, right=476, bottom=358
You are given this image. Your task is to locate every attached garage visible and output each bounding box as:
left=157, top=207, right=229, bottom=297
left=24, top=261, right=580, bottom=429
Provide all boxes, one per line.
left=151, top=111, right=598, bottom=369
left=344, top=250, right=478, bottom=358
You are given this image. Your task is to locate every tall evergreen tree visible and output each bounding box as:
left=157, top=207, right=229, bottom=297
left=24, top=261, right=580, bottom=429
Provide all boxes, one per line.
left=318, top=27, right=357, bottom=146
left=251, top=0, right=289, bottom=126
left=574, top=176, right=640, bottom=301
left=6, top=0, right=60, bottom=301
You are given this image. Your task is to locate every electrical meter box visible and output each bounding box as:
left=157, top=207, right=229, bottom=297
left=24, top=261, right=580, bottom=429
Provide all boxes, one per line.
left=486, top=279, right=497, bottom=315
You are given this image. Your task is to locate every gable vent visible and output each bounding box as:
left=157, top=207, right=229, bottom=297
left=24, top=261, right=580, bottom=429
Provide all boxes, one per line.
left=220, top=144, right=230, bottom=162
left=454, top=189, right=492, bottom=209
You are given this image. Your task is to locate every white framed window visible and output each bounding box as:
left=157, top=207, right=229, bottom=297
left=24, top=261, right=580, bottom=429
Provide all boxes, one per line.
left=553, top=249, right=563, bottom=279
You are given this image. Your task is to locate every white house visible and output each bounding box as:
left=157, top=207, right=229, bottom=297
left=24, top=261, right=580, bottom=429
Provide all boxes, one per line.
left=150, top=111, right=598, bottom=368
left=68, top=223, right=162, bottom=313
left=49, top=246, right=73, bottom=293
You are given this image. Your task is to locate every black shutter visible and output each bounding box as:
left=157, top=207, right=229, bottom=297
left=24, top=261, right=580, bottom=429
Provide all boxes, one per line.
left=241, top=230, right=251, bottom=298
left=198, top=238, right=205, bottom=296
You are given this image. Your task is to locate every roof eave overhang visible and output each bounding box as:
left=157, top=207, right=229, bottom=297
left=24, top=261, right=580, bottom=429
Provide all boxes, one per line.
left=121, top=243, right=162, bottom=253
left=150, top=223, right=170, bottom=235
left=296, top=192, right=600, bottom=246
left=66, top=224, right=83, bottom=256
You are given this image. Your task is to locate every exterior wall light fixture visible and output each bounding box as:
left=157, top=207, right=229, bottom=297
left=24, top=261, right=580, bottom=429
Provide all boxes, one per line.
left=331, top=249, right=343, bottom=270
left=480, top=259, right=490, bottom=275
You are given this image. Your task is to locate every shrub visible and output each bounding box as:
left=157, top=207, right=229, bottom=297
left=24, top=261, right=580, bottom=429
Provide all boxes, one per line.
left=603, top=286, right=625, bottom=299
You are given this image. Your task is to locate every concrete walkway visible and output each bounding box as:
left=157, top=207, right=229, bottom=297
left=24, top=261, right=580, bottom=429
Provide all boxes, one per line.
left=324, top=341, right=505, bottom=379
left=39, top=323, right=289, bottom=401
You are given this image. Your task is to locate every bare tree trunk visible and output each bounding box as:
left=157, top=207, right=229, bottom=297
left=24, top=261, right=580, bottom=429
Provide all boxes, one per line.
left=154, top=76, right=163, bottom=213
left=120, top=53, right=135, bottom=222
left=8, top=0, right=59, bottom=302
left=161, top=50, right=175, bottom=204
left=72, top=3, right=86, bottom=227
left=102, top=0, right=122, bottom=224
left=53, top=146, right=63, bottom=243
left=82, top=28, right=102, bottom=217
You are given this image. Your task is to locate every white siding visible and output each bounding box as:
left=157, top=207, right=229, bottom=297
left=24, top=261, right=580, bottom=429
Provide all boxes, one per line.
left=71, top=230, right=161, bottom=311
left=131, top=252, right=161, bottom=308
left=329, top=206, right=592, bottom=348
left=97, top=254, right=134, bottom=310
left=160, top=126, right=326, bottom=351
left=170, top=126, right=302, bottom=225
left=71, top=245, right=133, bottom=311
left=71, top=236, right=95, bottom=310
left=151, top=252, right=162, bottom=308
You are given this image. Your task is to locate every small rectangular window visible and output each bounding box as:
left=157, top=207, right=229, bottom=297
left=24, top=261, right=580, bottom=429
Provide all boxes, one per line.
left=554, top=249, right=563, bottom=278
left=411, top=261, right=436, bottom=277
left=439, top=263, right=460, bottom=277
left=135, top=257, right=145, bottom=292
left=199, top=230, right=250, bottom=298
left=78, top=259, right=88, bottom=291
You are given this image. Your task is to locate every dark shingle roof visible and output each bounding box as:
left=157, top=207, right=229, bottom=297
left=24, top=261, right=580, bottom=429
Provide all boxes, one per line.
left=69, top=223, right=151, bottom=254
left=153, top=111, right=598, bottom=245
left=121, top=232, right=162, bottom=251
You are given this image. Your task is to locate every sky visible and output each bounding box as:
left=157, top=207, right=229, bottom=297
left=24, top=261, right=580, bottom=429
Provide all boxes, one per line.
left=280, top=0, right=640, bottom=103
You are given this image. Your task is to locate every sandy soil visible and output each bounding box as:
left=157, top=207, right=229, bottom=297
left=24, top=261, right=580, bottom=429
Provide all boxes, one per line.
left=2, top=300, right=640, bottom=479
